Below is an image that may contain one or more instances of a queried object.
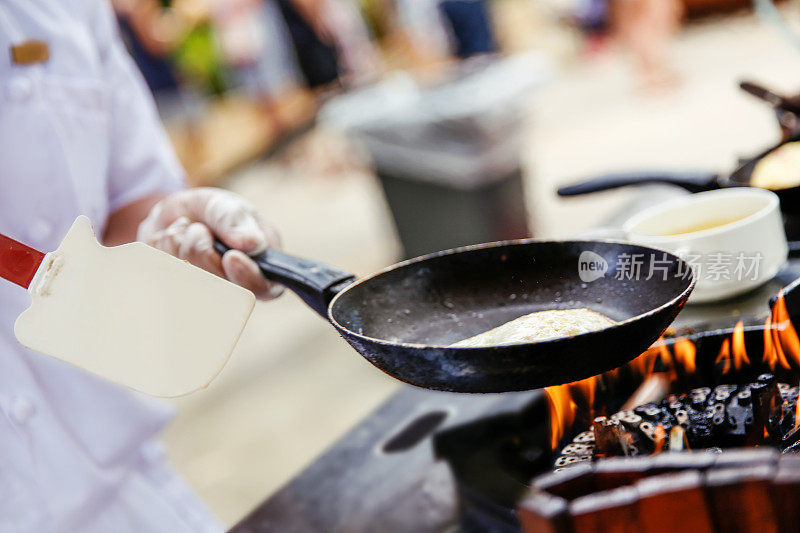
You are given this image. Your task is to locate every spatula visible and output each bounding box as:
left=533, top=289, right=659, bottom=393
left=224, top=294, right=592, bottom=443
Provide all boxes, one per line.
left=0, top=216, right=255, bottom=397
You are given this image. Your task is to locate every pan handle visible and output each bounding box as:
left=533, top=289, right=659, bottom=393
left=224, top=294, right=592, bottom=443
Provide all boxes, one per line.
left=739, top=81, right=800, bottom=115
left=214, top=241, right=356, bottom=318
left=557, top=171, right=720, bottom=196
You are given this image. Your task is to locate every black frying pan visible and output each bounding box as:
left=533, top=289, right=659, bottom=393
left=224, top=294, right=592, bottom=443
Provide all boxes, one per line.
left=216, top=240, right=695, bottom=392
left=557, top=131, right=800, bottom=214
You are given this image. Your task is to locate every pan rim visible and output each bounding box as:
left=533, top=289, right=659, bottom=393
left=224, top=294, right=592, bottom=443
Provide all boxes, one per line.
left=327, top=238, right=696, bottom=350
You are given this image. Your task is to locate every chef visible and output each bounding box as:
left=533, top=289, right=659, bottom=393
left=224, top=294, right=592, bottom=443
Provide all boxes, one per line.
left=0, top=1, right=283, bottom=531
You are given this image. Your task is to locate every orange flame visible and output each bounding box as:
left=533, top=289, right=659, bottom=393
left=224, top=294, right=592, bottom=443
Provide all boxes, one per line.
left=764, top=314, right=791, bottom=371
left=573, top=375, right=597, bottom=410
left=631, top=341, right=661, bottom=379
left=716, top=321, right=749, bottom=374
left=716, top=339, right=732, bottom=375
left=544, top=374, right=600, bottom=449
left=653, top=339, right=672, bottom=368
left=731, top=321, right=750, bottom=370
left=637, top=336, right=697, bottom=382
left=544, top=383, right=576, bottom=449
left=765, top=294, right=800, bottom=370
left=763, top=312, right=788, bottom=371
left=653, top=340, right=673, bottom=379
left=673, top=338, right=696, bottom=374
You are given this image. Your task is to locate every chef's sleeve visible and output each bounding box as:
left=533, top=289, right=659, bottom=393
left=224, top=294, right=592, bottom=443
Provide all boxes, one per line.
left=91, top=0, right=187, bottom=213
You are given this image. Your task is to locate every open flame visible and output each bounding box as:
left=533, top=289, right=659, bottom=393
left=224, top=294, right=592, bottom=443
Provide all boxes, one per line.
left=573, top=375, right=597, bottom=410
left=732, top=321, right=750, bottom=369
left=765, top=293, right=800, bottom=370
left=673, top=338, right=696, bottom=374
left=715, top=321, right=749, bottom=375
left=716, top=339, right=731, bottom=375
left=544, top=383, right=576, bottom=449
left=543, top=294, right=800, bottom=451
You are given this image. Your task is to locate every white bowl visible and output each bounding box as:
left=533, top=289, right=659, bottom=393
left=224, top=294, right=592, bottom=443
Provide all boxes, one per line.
left=623, top=188, right=788, bottom=303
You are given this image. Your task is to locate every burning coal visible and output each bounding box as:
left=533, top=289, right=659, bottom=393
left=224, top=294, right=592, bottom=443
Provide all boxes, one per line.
left=544, top=294, right=800, bottom=463
left=554, top=376, right=800, bottom=469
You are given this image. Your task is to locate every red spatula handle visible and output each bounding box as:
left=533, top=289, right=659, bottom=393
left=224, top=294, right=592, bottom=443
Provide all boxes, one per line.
left=0, top=233, right=45, bottom=289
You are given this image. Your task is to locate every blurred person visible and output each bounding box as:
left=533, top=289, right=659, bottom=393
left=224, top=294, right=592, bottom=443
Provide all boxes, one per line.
left=318, top=0, right=384, bottom=87
left=394, top=0, right=452, bottom=64
left=214, top=0, right=380, bottom=137
left=114, top=0, right=226, bottom=95
left=275, top=0, right=343, bottom=92
left=217, top=0, right=344, bottom=101
left=114, top=0, right=182, bottom=101
left=213, top=0, right=300, bottom=135
left=112, top=0, right=219, bottom=174
left=569, top=0, right=611, bottom=54
left=395, top=0, right=497, bottom=64
left=566, top=0, right=680, bottom=86
left=438, top=0, right=497, bottom=59
left=611, top=0, right=683, bottom=89
left=0, top=0, right=283, bottom=531
left=274, top=0, right=381, bottom=92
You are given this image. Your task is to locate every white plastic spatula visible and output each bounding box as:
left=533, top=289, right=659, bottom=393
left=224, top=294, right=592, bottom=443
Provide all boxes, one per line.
left=0, top=216, right=255, bottom=397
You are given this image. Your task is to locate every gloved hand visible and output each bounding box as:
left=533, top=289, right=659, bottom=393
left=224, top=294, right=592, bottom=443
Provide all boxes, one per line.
left=138, top=188, right=283, bottom=300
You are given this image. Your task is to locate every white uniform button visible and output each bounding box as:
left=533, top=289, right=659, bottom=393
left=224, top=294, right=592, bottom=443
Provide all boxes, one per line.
left=30, top=218, right=53, bottom=241
left=9, top=396, right=36, bottom=424
left=7, top=77, right=33, bottom=102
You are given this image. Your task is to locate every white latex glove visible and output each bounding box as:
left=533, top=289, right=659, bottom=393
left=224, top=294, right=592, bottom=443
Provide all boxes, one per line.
left=138, top=188, right=283, bottom=300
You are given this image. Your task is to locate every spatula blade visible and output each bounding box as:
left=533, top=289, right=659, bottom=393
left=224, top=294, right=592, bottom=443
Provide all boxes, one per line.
left=14, top=216, right=255, bottom=397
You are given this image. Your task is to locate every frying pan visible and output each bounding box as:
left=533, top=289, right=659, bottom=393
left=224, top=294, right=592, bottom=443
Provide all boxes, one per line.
left=556, top=131, right=800, bottom=214
left=215, top=239, right=695, bottom=392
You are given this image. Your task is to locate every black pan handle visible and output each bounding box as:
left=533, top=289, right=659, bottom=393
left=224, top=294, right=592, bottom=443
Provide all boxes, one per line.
left=739, top=81, right=800, bottom=115
left=557, top=171, right=720, bottom=197
left=214, top=241, right=356, bottom=318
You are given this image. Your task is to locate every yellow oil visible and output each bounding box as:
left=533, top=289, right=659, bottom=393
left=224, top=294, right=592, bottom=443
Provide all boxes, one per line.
left=660, top=216, right=745, bottom=236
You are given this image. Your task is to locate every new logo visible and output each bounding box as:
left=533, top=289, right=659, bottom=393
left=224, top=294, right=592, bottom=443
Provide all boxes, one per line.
left=578, top=251, right=608, bottom=283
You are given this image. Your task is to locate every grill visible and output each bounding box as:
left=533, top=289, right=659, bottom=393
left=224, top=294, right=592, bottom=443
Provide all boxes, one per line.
left=554, top=376, right=800, bottom=467
left=434, top=300, right=800, bottom=532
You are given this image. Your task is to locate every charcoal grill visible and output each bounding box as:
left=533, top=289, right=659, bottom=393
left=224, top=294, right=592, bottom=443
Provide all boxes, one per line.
left=554, top=377, right=800, bottom=468
left=434, top=318, right=800, bottom=531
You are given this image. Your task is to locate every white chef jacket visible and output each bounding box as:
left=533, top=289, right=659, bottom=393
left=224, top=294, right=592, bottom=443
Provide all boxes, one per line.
left=0, top=1, right=220, bottom=531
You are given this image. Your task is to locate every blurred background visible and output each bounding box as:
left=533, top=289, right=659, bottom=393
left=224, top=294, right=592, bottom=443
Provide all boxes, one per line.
left=113, top=0, right=800, bottom=526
